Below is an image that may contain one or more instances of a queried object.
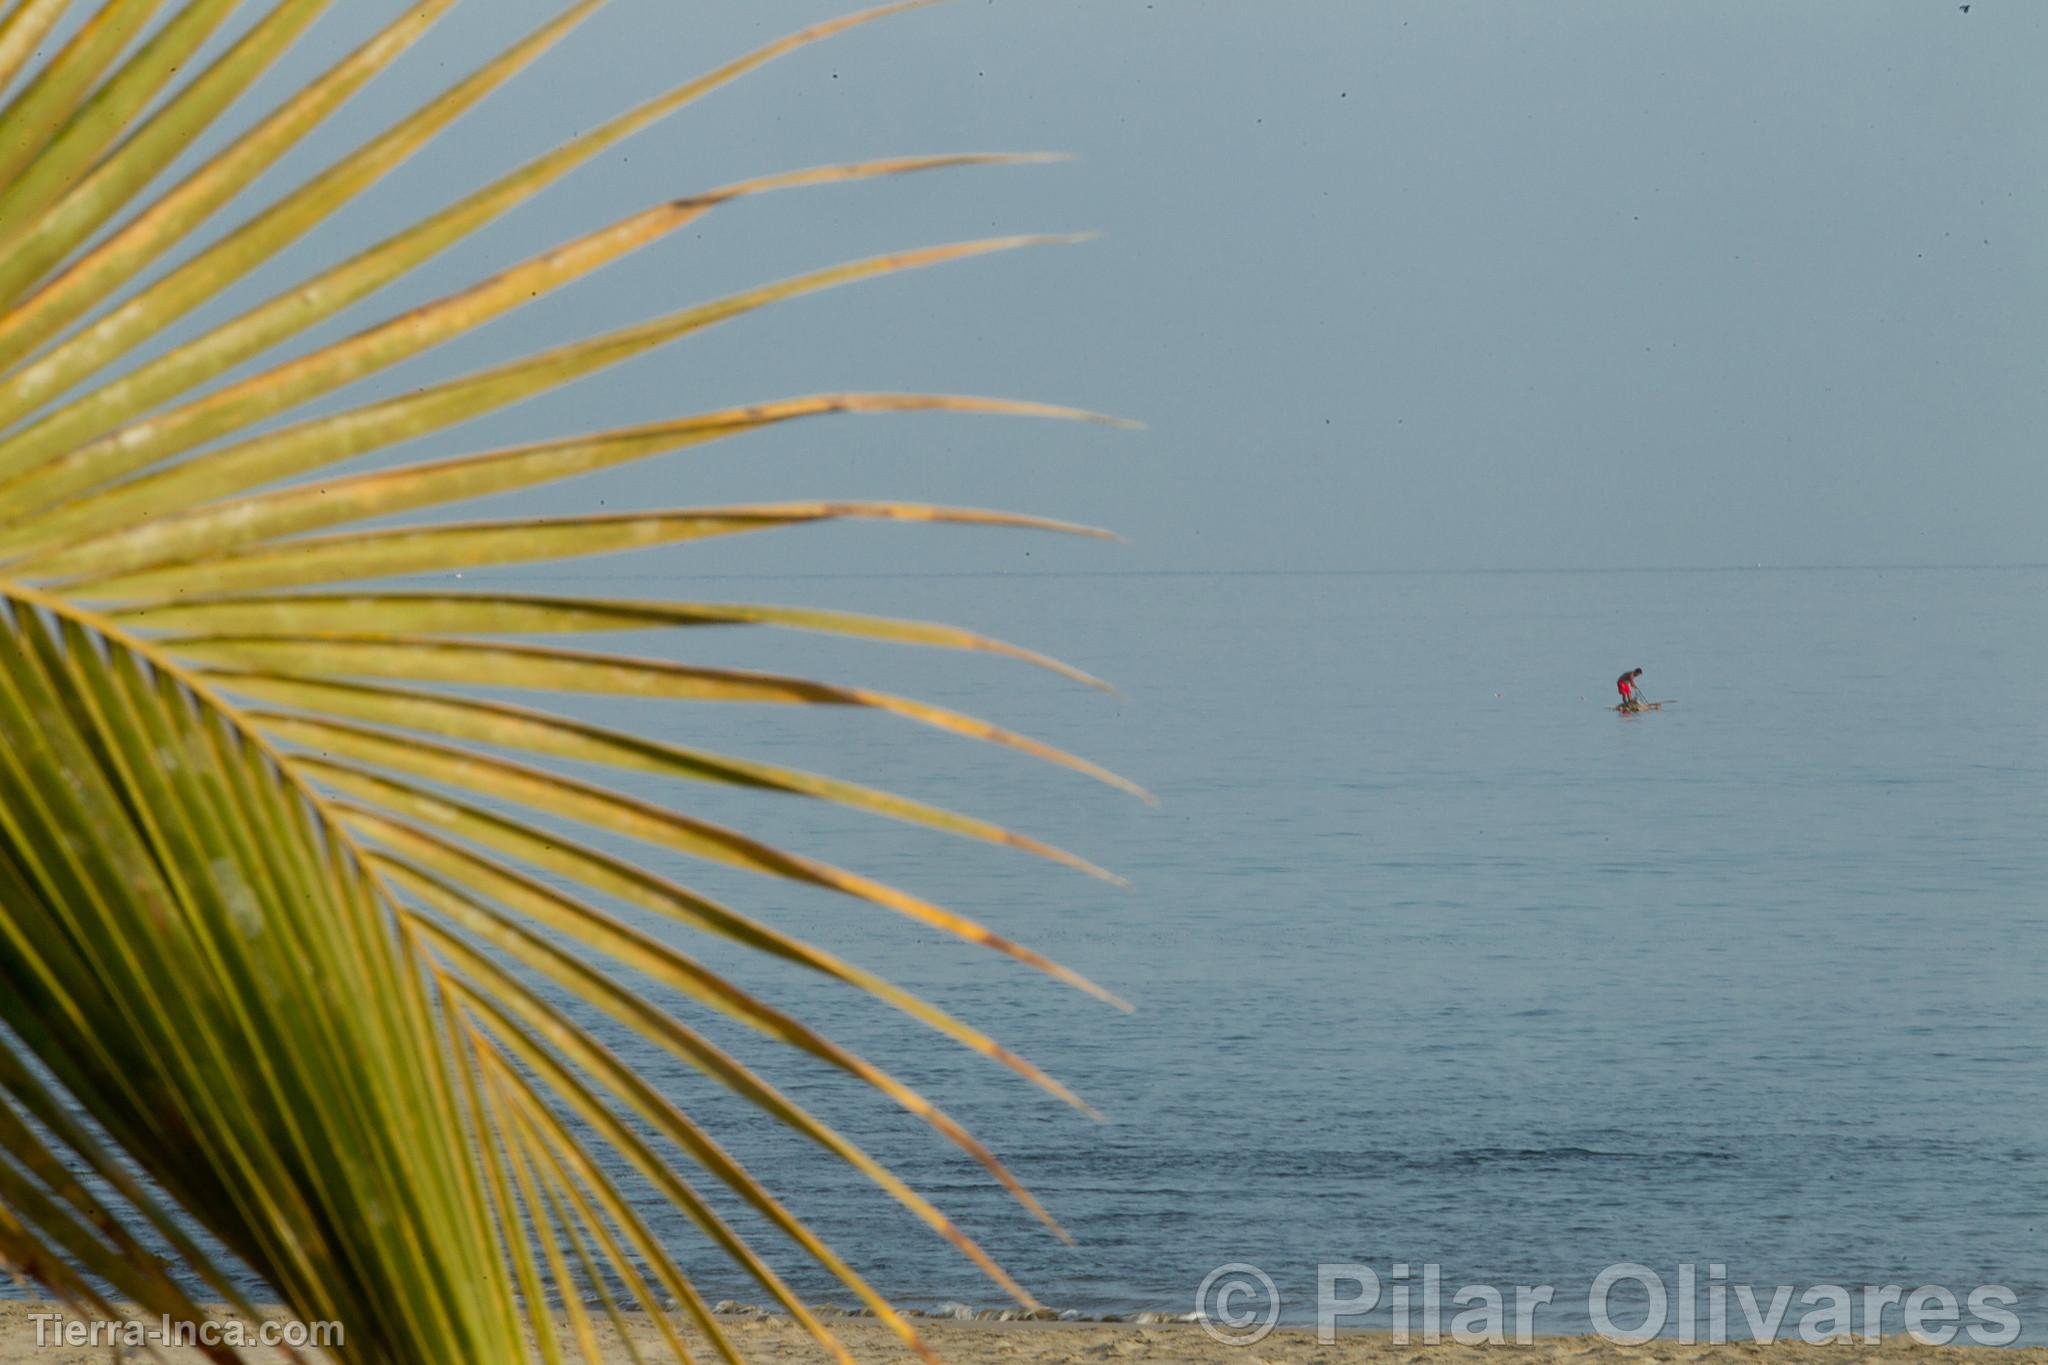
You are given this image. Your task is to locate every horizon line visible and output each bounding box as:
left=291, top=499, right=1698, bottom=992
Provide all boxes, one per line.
left=492, top=561, right=2048, bottom=582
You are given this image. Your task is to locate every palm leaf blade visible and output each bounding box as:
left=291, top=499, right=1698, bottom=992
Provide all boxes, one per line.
left=0, top=4, right=1134, bottom=1360
left=0, top=0, right=331, bottom=305
left=0, top=0, right=595, bottom=431
left=113, top=589, right=1113, bottom=687
left=26, top=390, right=1113, bottom=581
left=0, top=0, right=460, bottom=381
left=1, top=237, right=1077, bottom=551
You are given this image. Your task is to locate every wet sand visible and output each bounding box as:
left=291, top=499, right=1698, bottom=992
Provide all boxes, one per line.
left=3, top=1302, right=2044, bottom=1364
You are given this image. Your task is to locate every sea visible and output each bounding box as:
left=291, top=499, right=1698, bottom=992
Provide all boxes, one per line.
left=498, top=564, right=2048, bottom=1342
left=27, top=565, right=2048, bottom=1343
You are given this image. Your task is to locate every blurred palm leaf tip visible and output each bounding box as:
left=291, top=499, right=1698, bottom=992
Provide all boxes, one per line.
left=0, top=0, right=1143, bottom=1359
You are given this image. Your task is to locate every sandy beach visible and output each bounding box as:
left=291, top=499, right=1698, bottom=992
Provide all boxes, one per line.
left=4, top=1303, right=2044, bottom=1365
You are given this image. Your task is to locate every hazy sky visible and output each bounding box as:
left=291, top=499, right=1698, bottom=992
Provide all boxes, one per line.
left=130, top=2, right=2048, bottom=574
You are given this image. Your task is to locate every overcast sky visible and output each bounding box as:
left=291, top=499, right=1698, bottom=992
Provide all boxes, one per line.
left=130, top=2, right=2048, bottom=574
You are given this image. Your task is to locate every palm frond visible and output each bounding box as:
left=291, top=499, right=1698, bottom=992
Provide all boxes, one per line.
left=0, top=3, right=1132, bottom=1362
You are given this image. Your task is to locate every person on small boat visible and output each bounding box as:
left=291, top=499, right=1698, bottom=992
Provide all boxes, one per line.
left=1616, top=668, right=1644, bottom=710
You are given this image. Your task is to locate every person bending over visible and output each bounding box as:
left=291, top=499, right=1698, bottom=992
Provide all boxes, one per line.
left=1616, top=668, right=1644, bottom=710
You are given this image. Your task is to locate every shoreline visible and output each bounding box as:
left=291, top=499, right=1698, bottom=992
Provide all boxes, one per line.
left=6, top=1302, right=2047, bottom=1363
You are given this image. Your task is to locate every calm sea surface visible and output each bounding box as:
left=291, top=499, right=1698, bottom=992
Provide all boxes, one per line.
left=487, top=565, right=2045, bottom=1339
left=51, top=566, right=2048, bottom=1340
